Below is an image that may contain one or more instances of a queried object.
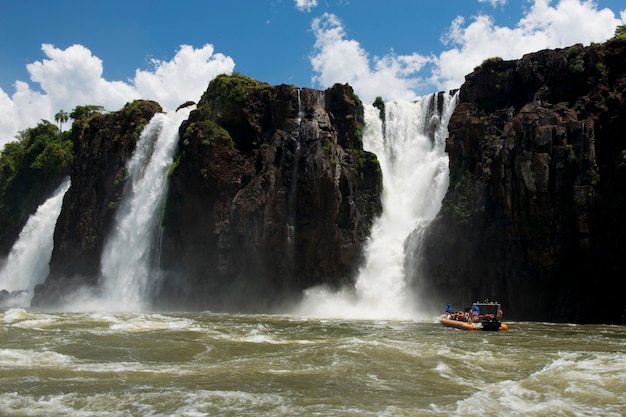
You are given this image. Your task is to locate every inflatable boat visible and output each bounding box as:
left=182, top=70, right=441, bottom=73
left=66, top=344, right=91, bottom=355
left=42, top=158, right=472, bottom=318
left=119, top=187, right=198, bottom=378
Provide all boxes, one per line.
left=439, top=301, right=508, bottom=331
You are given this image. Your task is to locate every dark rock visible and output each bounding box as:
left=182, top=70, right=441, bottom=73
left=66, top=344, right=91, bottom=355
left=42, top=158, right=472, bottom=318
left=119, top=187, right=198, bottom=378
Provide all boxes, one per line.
left=417, top=39, right=626, bottom=324
left=159, top=76, right=382, bottom=311
left=176, top=101, right=196, bottom=112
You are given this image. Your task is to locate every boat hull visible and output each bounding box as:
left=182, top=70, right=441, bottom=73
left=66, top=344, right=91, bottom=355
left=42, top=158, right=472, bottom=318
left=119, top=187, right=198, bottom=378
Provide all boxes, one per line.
left=439, top=314, right=508, bottom=331
left=439, top=316, right=475, bottom=330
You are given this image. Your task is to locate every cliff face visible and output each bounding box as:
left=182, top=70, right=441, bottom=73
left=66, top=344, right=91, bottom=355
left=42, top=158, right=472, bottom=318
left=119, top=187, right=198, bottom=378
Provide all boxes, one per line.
left=418, top=39, right=626, bottom=323
left=33, top=100, right=162, bottom=303
left=32, top=77, right=381, bottom=310
left=158, top=77, right=382, bottom=310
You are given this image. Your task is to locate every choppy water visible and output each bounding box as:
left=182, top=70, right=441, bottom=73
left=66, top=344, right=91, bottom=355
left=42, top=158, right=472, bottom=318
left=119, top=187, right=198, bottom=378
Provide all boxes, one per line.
left=1, top=309, right=624, bottom=416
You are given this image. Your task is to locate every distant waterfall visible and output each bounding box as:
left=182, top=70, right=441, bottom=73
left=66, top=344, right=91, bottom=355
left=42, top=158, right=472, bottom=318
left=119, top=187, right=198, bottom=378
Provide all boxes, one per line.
left=0, top=178, right=70, bottom=305
left=98, top=108, right=193, bottom=311
left=286, top=89, right=304, bottom=267
left=295, top=93, right=458, bottom=319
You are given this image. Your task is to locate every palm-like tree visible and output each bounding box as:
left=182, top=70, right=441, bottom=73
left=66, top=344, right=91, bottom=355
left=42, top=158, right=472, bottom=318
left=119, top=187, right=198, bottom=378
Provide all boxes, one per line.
left=54, top=110, right=69, bottom=132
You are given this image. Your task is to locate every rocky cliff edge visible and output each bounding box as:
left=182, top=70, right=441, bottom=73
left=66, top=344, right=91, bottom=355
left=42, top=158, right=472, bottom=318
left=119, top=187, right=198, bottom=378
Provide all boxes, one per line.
left=418, top=39, right=626, bottom=323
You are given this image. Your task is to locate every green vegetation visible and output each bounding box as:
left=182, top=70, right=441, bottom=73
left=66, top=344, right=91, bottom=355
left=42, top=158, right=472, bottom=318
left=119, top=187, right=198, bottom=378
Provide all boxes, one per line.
left=204, top=72, right=271, bottom=106
left=351, top=149, right=381, bottom=183
left=567, top=45, right=585, bottom=74
left=0, top=119, right=73, bottom=239
left=0, top=103, right=111, bottom=243
left=54, top=110, right=69, bottom=132
left=167, top=158, right=180, bottom=177
left=0, top=120, right=73, bottom=185
left=473, top=56, right=503, bottom=72
left=181, top=115, right=234, bottom=148
left=353, top=122, right=363, bottom=149
left=69, top=105, right=105, bottom=121
left=349, top=93, right=364, bottom=149
left=443, top=167, right=475, bottom=223
left=613, top=25, right=626, bottom=39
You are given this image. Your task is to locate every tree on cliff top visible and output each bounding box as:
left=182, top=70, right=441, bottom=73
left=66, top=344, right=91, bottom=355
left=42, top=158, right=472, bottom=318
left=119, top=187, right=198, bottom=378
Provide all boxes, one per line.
left=0, top=120, right=72, bottom=244
left=54, top=110, right=69, bottom=132
left=69, top=105, right=105, bottom=121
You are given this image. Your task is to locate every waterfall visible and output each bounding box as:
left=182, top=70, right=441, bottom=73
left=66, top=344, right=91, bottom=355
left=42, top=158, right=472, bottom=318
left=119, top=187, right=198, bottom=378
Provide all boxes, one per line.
left=295, top=92, right=458, bottom=319
left=97, top=107, right=193, bottom=311
left=286, top=89, right=304, bottom=266
left=0, top=178, right=70, bottom=306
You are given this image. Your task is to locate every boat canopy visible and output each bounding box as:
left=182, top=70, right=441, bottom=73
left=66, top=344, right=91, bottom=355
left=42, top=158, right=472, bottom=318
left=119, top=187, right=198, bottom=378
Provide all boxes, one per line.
left=472, top=302, right=501, bottom=316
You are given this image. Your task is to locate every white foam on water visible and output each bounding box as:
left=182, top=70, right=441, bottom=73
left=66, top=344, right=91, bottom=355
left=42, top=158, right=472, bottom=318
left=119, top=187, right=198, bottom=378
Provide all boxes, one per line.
left=2, top=307, right=35, bottom=323
left=449, top=350, right=626, bottom=416
left=0, top=348, right=74, bottom=367
left=106, top=313, right=199, bottom=333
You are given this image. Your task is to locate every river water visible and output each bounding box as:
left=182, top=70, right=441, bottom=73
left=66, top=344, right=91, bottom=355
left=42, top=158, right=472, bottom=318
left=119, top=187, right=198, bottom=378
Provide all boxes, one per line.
left=1, top=308, right=624, bottom=416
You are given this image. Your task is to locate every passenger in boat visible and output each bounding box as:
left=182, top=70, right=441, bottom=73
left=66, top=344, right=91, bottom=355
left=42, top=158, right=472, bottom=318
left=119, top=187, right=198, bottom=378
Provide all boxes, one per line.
left=445, top=304, right=453, bottom=314
left=472, top=304, right=480, bottom=321
left=498, top=308, right=503, bottom=319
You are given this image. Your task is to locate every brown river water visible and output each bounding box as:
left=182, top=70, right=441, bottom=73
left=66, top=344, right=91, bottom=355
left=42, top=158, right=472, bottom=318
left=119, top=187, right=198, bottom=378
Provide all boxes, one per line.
left=1, top=308, right=624, bottom=416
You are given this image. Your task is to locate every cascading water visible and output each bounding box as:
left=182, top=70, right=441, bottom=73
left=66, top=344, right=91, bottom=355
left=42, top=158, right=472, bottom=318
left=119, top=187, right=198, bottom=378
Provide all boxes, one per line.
left=295, top=92, right=458, bottom=319
left=0, top=178, right=70, bottom=306
left=97, top=107, right=194, bottom=311
left=286, top=89, right=304, bottom=266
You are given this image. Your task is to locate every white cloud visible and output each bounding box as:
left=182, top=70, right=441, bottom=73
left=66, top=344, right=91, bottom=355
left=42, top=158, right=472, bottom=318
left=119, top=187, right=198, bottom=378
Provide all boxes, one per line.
left=478, top=0, right=508, bottom=7
left=309, top=1, right=623, bottom=102
left=134, top=44, right=235, bottom=110
left=310, top=13, right=431, bottom=104
left=0, top=43, right=234, bottom=148
left=295, top=0, right=318, bottom=12
left=431, top=0, right=623, bottom=91
left=27, top=44, right=138, bottom=111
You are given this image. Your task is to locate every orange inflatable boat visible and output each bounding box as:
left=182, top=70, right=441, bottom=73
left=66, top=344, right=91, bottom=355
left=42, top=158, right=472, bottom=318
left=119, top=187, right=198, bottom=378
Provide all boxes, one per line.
left=440, top=302, right=508, bottom=331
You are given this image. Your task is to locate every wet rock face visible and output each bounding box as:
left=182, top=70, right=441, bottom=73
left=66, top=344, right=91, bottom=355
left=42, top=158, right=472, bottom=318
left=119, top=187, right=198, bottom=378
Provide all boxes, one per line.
left=418, top=39, right=626, bottom=323
left=159, top=77, right=382, bottom=311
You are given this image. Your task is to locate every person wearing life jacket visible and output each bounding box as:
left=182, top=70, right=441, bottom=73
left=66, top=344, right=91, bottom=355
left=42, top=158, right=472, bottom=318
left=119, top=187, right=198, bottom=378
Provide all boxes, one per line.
left=472, top=304, right=480, bottom=321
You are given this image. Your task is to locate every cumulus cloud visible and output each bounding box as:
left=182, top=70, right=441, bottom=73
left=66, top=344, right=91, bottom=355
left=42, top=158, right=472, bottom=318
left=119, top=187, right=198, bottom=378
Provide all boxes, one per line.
left=310, top=13, right=431, bottom=104
left=478, top=0, right=508, bottom=7
left=295, top=0, right=318, bottom=12
left=134, top=44, right=235, bottom=110
left=0, top=43, right=234, bottom=148
left=431, top=0, right=623, bottom=91
left=309, top=0, right=624, bottom=101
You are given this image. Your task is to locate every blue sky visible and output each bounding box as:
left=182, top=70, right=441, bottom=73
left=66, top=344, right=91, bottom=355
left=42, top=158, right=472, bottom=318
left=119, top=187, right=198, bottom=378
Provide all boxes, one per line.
left=1, top=0, right=625, bottom=146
